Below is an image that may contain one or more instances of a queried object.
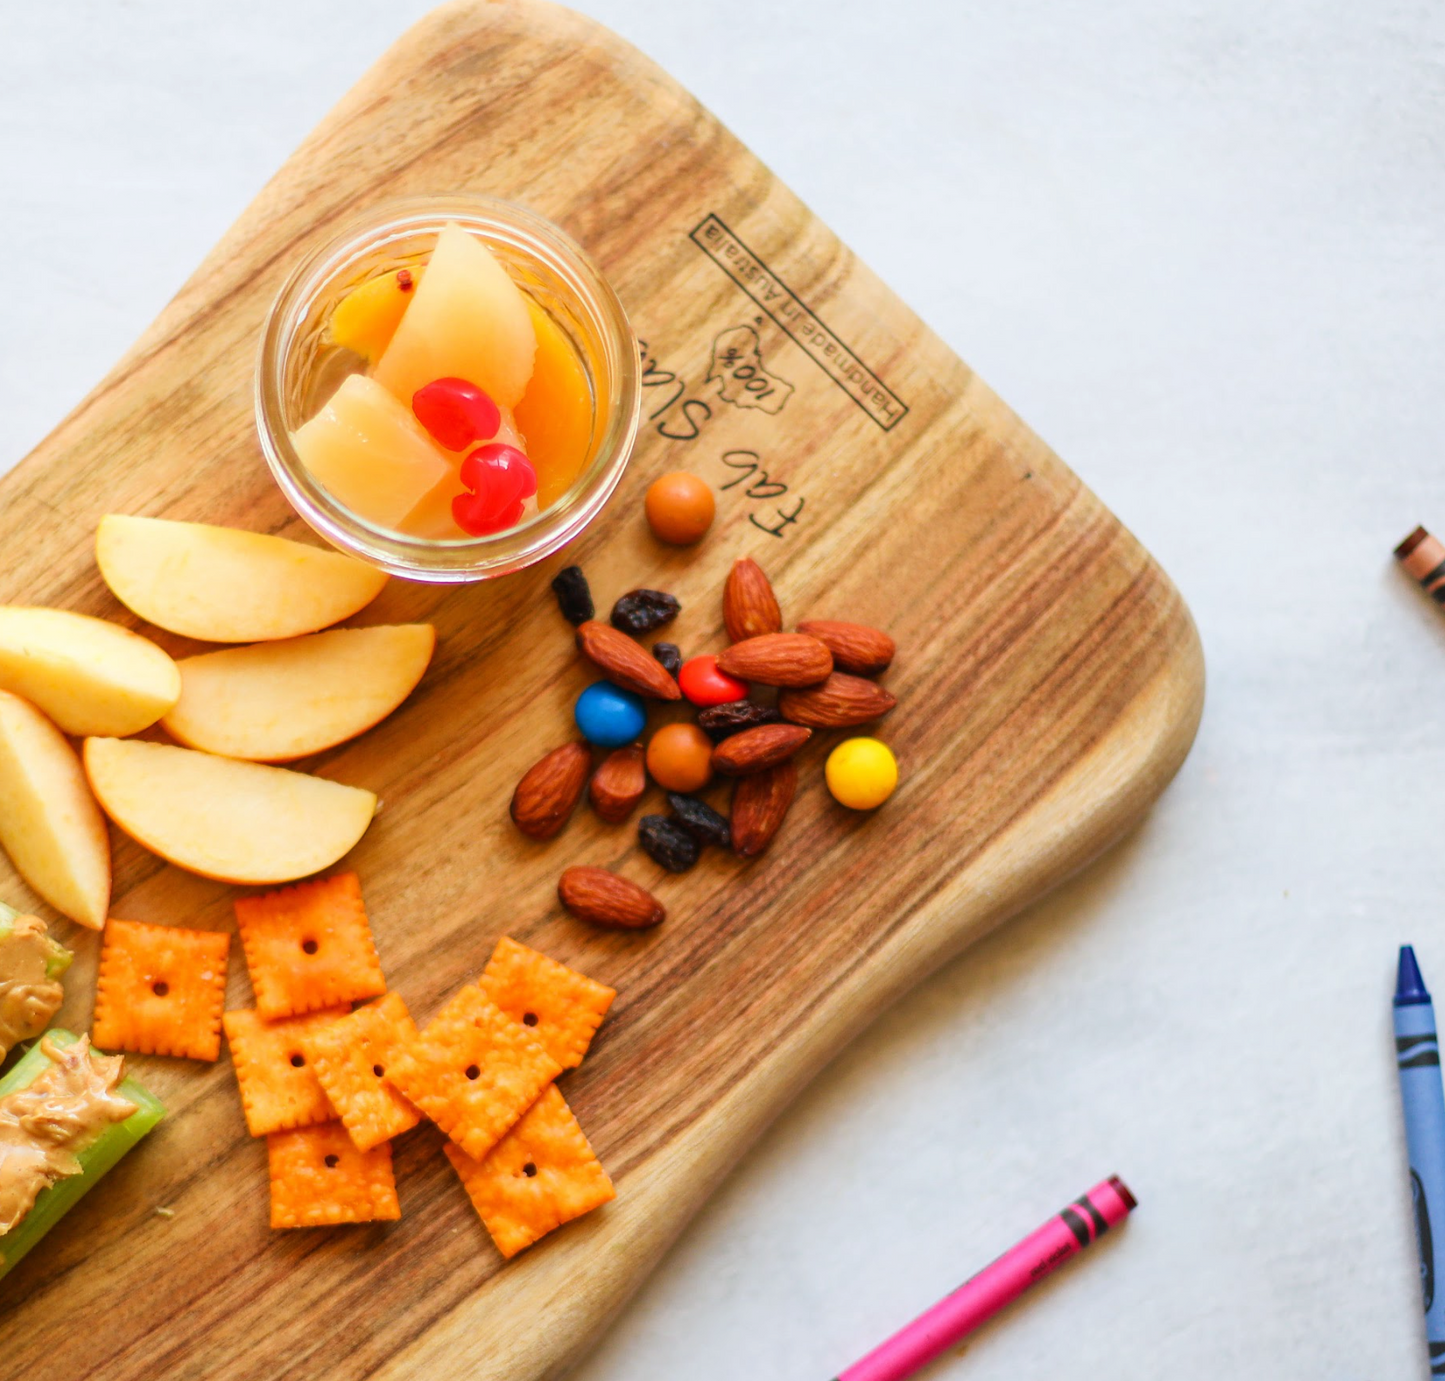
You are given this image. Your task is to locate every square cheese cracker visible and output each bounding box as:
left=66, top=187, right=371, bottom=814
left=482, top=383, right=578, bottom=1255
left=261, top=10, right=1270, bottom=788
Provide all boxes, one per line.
left=444, top=1084, right=614, bottom=1257
left=235, top=873, right=385, bottom=1021
left=224, top=1006, right=348, bottom=1137
left=301, top=992, right=421, bottom=1152
left=93, top=918, right=230, bottom=1062
left=480, top=937, right=615, bottom=1071
left=387, top=984, right=561, bottom=1161
left=268, top=1121, right=400, bottom=1228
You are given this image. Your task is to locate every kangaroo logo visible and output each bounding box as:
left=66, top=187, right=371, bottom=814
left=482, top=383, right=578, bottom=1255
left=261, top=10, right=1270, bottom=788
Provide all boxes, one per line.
left=707, top=326, right=793, bottom=415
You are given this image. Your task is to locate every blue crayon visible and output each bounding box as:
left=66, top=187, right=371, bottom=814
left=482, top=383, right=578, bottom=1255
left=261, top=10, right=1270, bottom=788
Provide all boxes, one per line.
left=1395, top=945, right=1445, bottom=1375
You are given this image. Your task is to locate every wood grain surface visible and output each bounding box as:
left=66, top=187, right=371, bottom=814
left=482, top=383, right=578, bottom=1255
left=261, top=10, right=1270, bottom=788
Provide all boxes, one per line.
left=0, top=3, right=1204, bottom=1377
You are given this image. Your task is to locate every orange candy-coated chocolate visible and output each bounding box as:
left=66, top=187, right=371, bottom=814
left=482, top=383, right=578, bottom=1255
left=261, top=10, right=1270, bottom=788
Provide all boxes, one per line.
left=645, top=472, right=715, bottom=545
left=645, top=722, right=714, bottom=793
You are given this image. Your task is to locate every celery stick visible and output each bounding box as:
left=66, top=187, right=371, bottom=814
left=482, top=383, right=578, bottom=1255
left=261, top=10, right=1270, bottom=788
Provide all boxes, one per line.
left=0, top=905, right=73, bottom=981
left=0, top=1029, right=165, bottom=1280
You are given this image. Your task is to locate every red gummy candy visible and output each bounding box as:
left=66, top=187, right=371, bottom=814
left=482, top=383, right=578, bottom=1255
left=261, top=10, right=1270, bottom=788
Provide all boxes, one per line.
left=460, top=444, right=536, bottom=503
left=451, top=443, right=538, bottom=536
left=678, top=655, right=749, bottom=707
left=412, top=377, right=502, bottom=452
left=451, top=491, right=492, bottom=535
left=452, top=492, right=529, bottom=536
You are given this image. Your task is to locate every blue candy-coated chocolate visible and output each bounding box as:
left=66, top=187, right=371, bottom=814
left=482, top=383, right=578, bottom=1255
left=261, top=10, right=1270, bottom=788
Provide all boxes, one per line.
left=574, top=681, right=647, bottom=748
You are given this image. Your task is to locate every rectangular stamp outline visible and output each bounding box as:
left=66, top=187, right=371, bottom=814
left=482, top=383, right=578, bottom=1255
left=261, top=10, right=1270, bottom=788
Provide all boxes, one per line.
left=690, top=214, right=909, bottom=432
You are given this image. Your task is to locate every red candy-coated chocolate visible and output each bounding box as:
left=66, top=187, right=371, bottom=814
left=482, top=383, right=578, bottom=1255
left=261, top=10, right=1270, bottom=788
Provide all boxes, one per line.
left=678, top=654, right=748, bottom=707
left=412, top=377, right=502, bottom=452
left=451, top=443, right=538, bottom=536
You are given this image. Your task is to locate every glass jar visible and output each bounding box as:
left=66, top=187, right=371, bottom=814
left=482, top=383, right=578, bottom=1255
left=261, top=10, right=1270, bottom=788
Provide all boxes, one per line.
left=256, top=195, right=640, bottom=582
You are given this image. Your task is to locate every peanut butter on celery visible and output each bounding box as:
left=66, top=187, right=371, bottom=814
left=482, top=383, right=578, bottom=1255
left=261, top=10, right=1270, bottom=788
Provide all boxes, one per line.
left=0, top=912, right=67, bottom=1062
left=0, top=1035, right=135, bottom=1235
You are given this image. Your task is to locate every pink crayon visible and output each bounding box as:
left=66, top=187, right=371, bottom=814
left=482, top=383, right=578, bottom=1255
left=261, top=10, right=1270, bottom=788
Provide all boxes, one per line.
left=831, top=1176, right=1137, bottom=1381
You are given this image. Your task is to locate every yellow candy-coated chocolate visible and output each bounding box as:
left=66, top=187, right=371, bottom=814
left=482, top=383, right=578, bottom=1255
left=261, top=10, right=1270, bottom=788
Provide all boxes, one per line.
left=824, top=737, right=898, bottom=810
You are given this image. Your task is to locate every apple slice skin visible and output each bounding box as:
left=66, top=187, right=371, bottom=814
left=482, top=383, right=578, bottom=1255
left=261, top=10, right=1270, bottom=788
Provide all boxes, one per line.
left=0, top=693, right=111, bottom=929
left=162, top=624, right=436, bottom=762
left=0, top=606, right=180, bottom=737
left=83, top=738, right=377, bottom=886
left=95, top=515, right=389, bottom=643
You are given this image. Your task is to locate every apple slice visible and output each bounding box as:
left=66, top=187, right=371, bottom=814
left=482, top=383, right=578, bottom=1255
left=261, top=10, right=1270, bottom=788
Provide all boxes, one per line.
left=373, top=222, right=537, bottom=410
left=83, top=738, right=376, bottom=885
left=95, top=516, right=389, bottom=643
left=162, top=624, right=435, bottom=762
left=291, top=374, right=452, bottom=530
left=0, top=606, right=180, bottom=737
left=0, top=693, right=110, bottom=928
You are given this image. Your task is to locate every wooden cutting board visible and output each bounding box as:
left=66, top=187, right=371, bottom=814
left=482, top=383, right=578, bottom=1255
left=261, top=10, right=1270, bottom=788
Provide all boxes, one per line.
left=0, top=3, right=1204, bottom=1377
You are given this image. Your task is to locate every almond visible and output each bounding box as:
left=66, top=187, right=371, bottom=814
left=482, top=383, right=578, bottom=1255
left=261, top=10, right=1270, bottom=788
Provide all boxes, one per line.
left=558, top=866, right=665, bottom=929
left=711, top=723, right=812, bottom=775
left=716, top=633, right=832, bottom=688
left=724, top=557, right=782, bottom=641
left=778, top=672, right=898, bottom=728
left=589, top=745, right=646, bottom=823
left=510, top=741, right=592, bottom=839
left=731, top=761, right=798, bottom=857
left=796, top=620, right=895, bottom=676
left=575, top=621, right=682, bottom=700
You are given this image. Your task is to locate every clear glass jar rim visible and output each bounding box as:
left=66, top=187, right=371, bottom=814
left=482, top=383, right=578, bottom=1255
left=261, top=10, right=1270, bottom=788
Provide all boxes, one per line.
left=255, top=194, right=640, bottom=582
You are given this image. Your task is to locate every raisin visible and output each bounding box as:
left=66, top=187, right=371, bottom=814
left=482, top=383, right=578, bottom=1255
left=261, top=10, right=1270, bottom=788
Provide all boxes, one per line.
left=638, top=814, right=700, bottom=872
left=551, top=566, right=594, bottom=625
left=611, top=589, right=681, bottom=634
left=666, top=793, right=731, bottom=849
left=696, top=700, right=782, bottom=741
left=652, top=642, right=683, bottom=679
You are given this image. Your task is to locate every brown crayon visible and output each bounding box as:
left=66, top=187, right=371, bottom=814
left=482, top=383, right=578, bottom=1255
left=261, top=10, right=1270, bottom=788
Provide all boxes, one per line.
left=1396, top=527, right=1445, bottom=604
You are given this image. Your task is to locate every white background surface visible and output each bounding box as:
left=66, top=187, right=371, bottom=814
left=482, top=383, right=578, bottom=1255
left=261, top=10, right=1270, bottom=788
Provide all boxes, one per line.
left=5, top=2, right=1444, bottom=1376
